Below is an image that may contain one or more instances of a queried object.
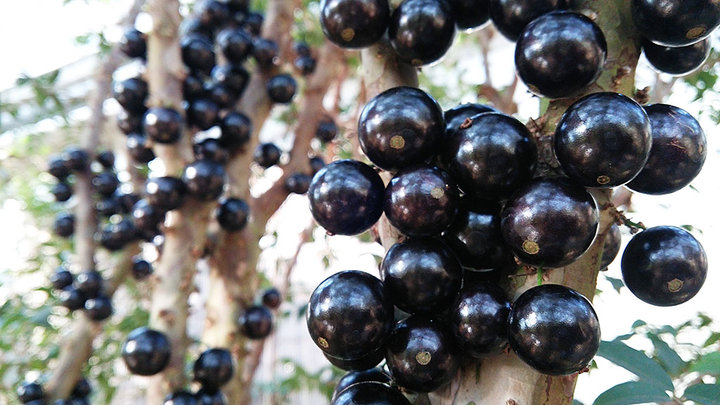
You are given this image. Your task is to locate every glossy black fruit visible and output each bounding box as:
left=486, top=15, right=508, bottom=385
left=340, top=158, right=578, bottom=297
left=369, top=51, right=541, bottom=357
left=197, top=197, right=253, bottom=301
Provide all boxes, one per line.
left=331, top=382, right=410, bottom=405
left=315, top=117, right=338, bottom=143
left=385, top=316, right=459, bottom=392
left=332, top=368, right=392, bottom=399
left=294, top=41, right=312, bottom=57
left=187, top=99, right=219, bottom=130
left=144, top=107, right=183, bottom=144
left=193, top=138, right=229, bottom=164
left=17, top=381, right=44, bottom=403
left=284, top=172, right=312, bottom=194
left=384, top=166, right=458, bottom=237
left=195, top=0, right=230, bottom=27
left=182, top=160, right=226, bottom=200
left=51, top=182, right=73, bottom=202
left=196, top=389, right=225, bottom=405
left=113, top=77, right=148, bottom=113
left=219, top=111, right=252, bottom=150
left=324, top=347, right=385, bottom=371
left=50, top=267, right=74, bottom=290
left=194, top=348, right=234, bottom=390
left=309, top=156, right=325, bottom=175
left=92, top=171, right=120, bottom=197
left=643, top=38, right=710, bottom=76
left=48, top=155, right=71, bottom=180
left=308, top=160, right=385, bottom=235
left=447, top=0, right=490, bottom=30
left=132, top=199, right=165, bottom=231
left=99, top=217, right=136, bottom=251
left=126, top=134, right=156, bottom=164
left=58, top=287, right=86, bottom=311
left=555, top=92, right=652, bottom=188
left=181, top=34, right=216, bottom=75
left=238, top=305, right=273, bottom=339
left=63, top=147, right=90, bottom=173
left=489, top=0, right=567, bottom=41
left=122, top=327, right=172, bottom=376
left=622, top=226, right=707, bottom=306
left=509, top=284, right=600, bottom=375
left=382, top=238, right=462, bottom=314
left=389, top=0, right=456, bottom=66
left=212, top=64, right=250, bottom=96
left=627, top=104, right=707, bottom=195
left=71, top=378, right=91, bottom=398
left=358, top=86, right=444, bottom=171
left=120, top=28, right=147, bottom=59
left=262, top=287, right=281, bottom=309
left=163, top=390, right=198, bottom=405
left=95, top=150, right=115, bottom=169
left=207, top=82, right=238, bottom=109
left=218, top=28, right=254, bottom=63
left=444, top=112, right=536, bottom=198
left=320, top=0, right=390, bottom=48
left=252, top=38, right=279, bottom=68
left=294, top=55, right=316, bottom=76
left=631, top=0, right=720, bottom=47
left=131, top=257, right=153, bottom=280
left=74, top=270, right=103, bottom=299
left=183, top=75, right=208, bottom=101
left=307, top=270, right=393, bottom=359
left=253, top=143, right=282, bottom=168
left=515, top=11, right=606, bottom=98
left=443, top=199, right=509, bottom=271
left=117, top=110, right=143, bottom=135
left=443, top=103, right=497, bottom=140
left=84, top=295, right=113, bottom=321
left=145, top=176, right=186, bottom=212
left=215, top=197, right=250, bottom=231
left=449, top=282, right=511, bottom=357
left=53, top=212, right=75, bottom=237
left=600, top=223, right=621, bottom=269
left=266, top=73, right=297, bottom=104
left=243, top=11, right=264, bottom=35
left=96, top=196, right=121, bottom=219
left=501, top=178, right=599, bottom=267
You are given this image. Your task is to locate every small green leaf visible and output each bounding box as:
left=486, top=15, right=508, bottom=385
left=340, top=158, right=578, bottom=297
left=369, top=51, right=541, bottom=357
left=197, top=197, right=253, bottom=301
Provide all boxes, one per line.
left=683, top=383, right=720, bottom=405
left=703, top=332, right=720, bottom=348
left=604, top=275, right=624, bottom=293
left=597, top=340, right=674, bottom=390
left=648, top=334, right=686, bottom=377
left=593, top=381, right=671, bottom=405
left=631, top=319, right=647, bottom=329
left=688, top=352, right=720, bottom=376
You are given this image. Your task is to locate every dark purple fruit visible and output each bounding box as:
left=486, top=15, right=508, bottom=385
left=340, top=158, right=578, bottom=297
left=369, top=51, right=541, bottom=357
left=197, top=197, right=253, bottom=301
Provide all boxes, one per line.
left=120, top=28, right=147, bottom=59
left=622, top=226, right=707, bottom=306
left=144, top=107, right=183, bottom=144
left=443, top=103, right=497, bottom=139
left=320, top=0, right=390, bottom=48
left=219, top=111, right=252, bottom=150
left=183, top=74, right=207, bottom=101
left=95, top=150, right=115, bottom=169
left=501, top=178, right=599, bottom=267
left=17, top=382, right=44, bottom=403
left=631, top=0, right=720, bottom=47
left=145, top=176, right=186, bottom=212
left=324, top=347, right=385, bottom=371
left=215, top=197, right=249, bottom=231
left=92, top=171, right=120, bottom=197
left=447, top=0, right=491, bottom=30
left=331, top=382, right=410, bottom=405
left=385, top=316, right=459, bottom=392
left=48, top=155, right=71, bottom=180
left=207, top=83, right=238, bottom=109
left=187, top=99, right=219, bottom=130
left=196, top=389, right=225, bottom=405
left=116, top=191, right=141, bottom=214
left=243, top=12, right=264, bottom=36
left=307, top=270, right=393, bottom=359
left=626, top=104, right=707, bottom=195
left=58, top=287, right=86, bottom=311
left=389, top=0, right=456, bottom=66
left=117, top=110, right=143, bottom=135
left=294, top=41, right=312, bottom=57
left=508, top=284, right=600, bottom=375
left=122, top=327, right=172, bottom=376
left=253, top=143, right=282, bottom=168
left=309, top=156, right=325, bottom=175
left=63, top=147, right=90, bottom=173
left=643, top=37, right=711, bottom=76
left=515, top=11, right=606, bottom=98
left=182, top=160, right=226, bottom=200
left=600, top=223, right=621, bottom=269
left=195, top=0, right=230, bottom=27
left=489, top=0, right=567, bottom=41
left=97, top=197, right=121, bottom=220
left=181, top=34, right=216, bottom=75
left=384, top=166, right=458, bottom=237
left=131, top=257, right=153, bottom=280
left=50, top=267, right=74, bottom=290
left=443, top=199, right=509, bottom=271
left=193, top=138, right=229, bottom=164
left=266, top=74, right=297, bottom=104
left=132, top=199, right=165, bottom=231
left=238, top=305, right=273, bottom=339
left=251, top=38, right=278, bottom=69
left=99, top=217, right=136, bottom=251
left=51, top=182, right=73, bottom=202
left=382, top=238, right=462, bottom=314
left=449, top=282, right=511, bottom=357
left=294, top=56, right=316, bottom=76
left=284, top=172, right=312, bottom=194
left=358, top=86, right=444, bottom=171
left=262, top=287, right=281, bottom=309
left=71, top=378, right=91, bottom=398
left=127, top=134, right=156, bottom=164
left=113, top=77, right=148, bottom=114
left=555, top=92, right=652, bottom=188
left=308, top=160, right=385, bottom=235
left=316, top=117, right=338, bottom=143
left=75, top=270, right=103, bottom=299
left=163, top=390, right=198, bottom=405
left=332, top=369, right=392, bottom=400
left=443, top=112, right=536, bottom=198
left=193, top=348, right=234, bottom=390
left=53, top=212, right=75, bottom=237
left=84, top=295, right=113, bottom=321
left=217, top=27, right=254, bottom=63
left=211, top=64, right=250, bottom=96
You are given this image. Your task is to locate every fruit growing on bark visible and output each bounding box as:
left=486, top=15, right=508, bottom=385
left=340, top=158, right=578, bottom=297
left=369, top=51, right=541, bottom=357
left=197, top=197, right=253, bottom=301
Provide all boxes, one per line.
left=121, top=327, right=172, bottom=376
left=320, top=0, right=390, bottom=48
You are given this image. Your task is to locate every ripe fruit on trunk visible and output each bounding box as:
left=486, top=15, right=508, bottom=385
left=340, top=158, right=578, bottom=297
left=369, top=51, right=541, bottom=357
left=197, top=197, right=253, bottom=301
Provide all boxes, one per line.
left=389, top=0, right=456, bottom=66
left=121, top=327, right=172, bottom=376
left=320, top=0, right=390, bottom=48
left=331, top=381, right=410, bottom=405
left=631, top=0, right=720, bottom=47
left=643, top=37, right=711, bottom=76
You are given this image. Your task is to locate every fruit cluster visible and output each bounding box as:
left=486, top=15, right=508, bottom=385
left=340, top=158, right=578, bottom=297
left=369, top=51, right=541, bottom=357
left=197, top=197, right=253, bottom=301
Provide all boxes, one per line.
left=16, top=378, right=92, bottom=405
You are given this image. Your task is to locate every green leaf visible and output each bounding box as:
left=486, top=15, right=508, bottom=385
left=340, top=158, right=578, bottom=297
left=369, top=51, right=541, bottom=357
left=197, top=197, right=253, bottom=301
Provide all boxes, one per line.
left=688, top=352, right=720, bottom=376
left=593, top=381, right=671, bottom=405
left=597, top=340, right=674, bottom=390
left=704, top=332, right=720, bottom=348
left=683, top=383, right=720, bottom=405
left=604, top=275, right=624, bottom=293
left=648, top=334, right=686, bottom=377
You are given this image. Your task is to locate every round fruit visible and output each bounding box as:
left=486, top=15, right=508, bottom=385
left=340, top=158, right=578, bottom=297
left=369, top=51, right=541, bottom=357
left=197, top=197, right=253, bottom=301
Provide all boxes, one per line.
left=145, top=176, right=186, bottom=212
left=600, top=223, right=622, bottom=269
left=238, top=305, right=273, bottom=339
left=218, top=27, right=254, bottom=63
left=555, top=92, right=652, bottom=188
left=262, top=287, right=281, bottom=309
left=195, top=0, right=230, bottom=27
left=358, top=86, right=445, bottom=171
left=121, top=327, right=172, bottom=376
left=84, top=295, right=113, bottom=321
left=193, top=138, right=229, bottom=164
left=284, top=172, right=312, bottom=194
left=187, top=98, right=219, bottom=130
left=183, top=74, right=207, bottom=101
left=307, top=270, right=393, bottom=359
left=17, top=381, right=44, bottom=403
left=443, top=103, right=497, bottom=140
left=324, top=347, right=385, bottom=371
left=126, top=134, right=156, bottom=164
left=308, top=159, right=385, bottom=235
left=58, top=287, right=86, bottom=311
left=193, top=348, right=234, bottom=390
left=631, top=0, right=720, bottom=47
left=163, top=390, right=198, bottom=405
left=215, top=197, right=250, bottom=231
left=196, top=389, right=226, bottom=405
left=51, top=182, right=73, bottom=202
left=71, top=378, right=91, bottom=398
left=622, top=226, right=707, bottom=306
left=331, top=382, right=410, bottom=405
left=384, top=166, right=458, bottom=237
left=253, top=143, right=282, bottom=168
left=144, top=107, right=183, bottom=144
left=643, top=37, right=711, bottom=76
left=219, top=111, right=252, bottom=150
left=182, top=160, right=226, bottom=201
left=315, top=117, right=338, bottom=143
left=53, top=212, right=75, bottom=237
left=626, top=104, right=707, bottom=195
left=294, top=41, right=312, bottom=57
left=63, top=147, right=90, bottom=173
left=120, top=28, right=147, bottom=59
left=92, top=171, right=120, bottom=197
left=117, top=109, right=144, bottom=135
left=95, top=150, right=115, bottom=169
left=447, top=0, right=491, bottom=30
left=443, top=112, right=536, bottom=198
left=113, top=77, right=148, bottom=113
left=207, top=82, right=238, bottom=109
left=181, top=34, right=216, bottom=75
left=381, top=238, right=462, bottom=314
left=515, top=11, right=606, bottom=98
left=449, top=282, right=511, bottom=357
left=212, top=64, right=250, bottom=96
left=443, top=199, right=509, bottom=271
left=508, top=284, right=600, bottom=375
left=252, top=38, right=279, bottom=69
left=96, top=197, right=122, bottom=218
left=489, top=0, right=567, bottom=41
left=332, top=368, right=392, bottom=399
left=501, top=177, right=599, bottom=267
left=389, top=0, right=456, bottom=66
left=294, top=55, right=316, bottom=76
left=75, top=270, right=104, bottom=298
left=48, top=155, right=71, bottom=180
left=132, top=199, right=166, bottom=231
left=131, top=257, right=153, bottom=280
left=99, top=217, right=136, bottom=251
left=266, top=73, right=297, bottom=104
left=309, top=156, right=326, bottom=175
left=320, top=0, right=390, bottom=48
left=50, top=267, right=74, bottom=290
left=385, top=316, right=459, bottom=392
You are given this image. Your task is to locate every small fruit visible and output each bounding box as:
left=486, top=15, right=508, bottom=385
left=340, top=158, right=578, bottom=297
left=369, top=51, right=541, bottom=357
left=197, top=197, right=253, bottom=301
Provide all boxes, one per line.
left=219, top=111, right=252, bottom=150
left=443, top=199, right=509, bottom=271
left=262, top=287, right=281, bottom=309
left=71, top=378, right=91, bottom=398
left=284, top=172, right=312, bottom=194
left=63, top=147, right=90, bottom=173
left=126, top=134, right=156, bottom=164
left=51, top=182, right=73, bottom=202
left=75, top=270, right=104, bottom=299
left=50, top=267, right=74, bottom=290
left=196, top=389, right=225, bottom=405
left=119, top=28, right=147, bottom=59
left=95, top=150, right=115, bottom=169
left=207, top=83, right=238, bottom=109
left=53, top=212, right=75, bottom=237
left=163, top=390, right=198, bottom=405
left=622, top=226, right=707, bottom=306
left=193, top=138, right=229, bottom=164
left=84, top=295, right=113, bottom=321
left=17, top=381, right=44, bottom=403
left=324, top=347, right=385, bottom=371
left=132, top=199, right=166, bottom=231
left=195, top=0, right=230, bottom=27
left=186, top=98, right=220, bottom=130
left=631, top=0, right=720, bottom=47
left=449, top=282, right=511, bottom=357
left=320, top=0, right=390, bottom=48
left=309, top=156, right=325, bottom=175
left=99, top=217, right=136, bottom=251
left=182, top=160, right=226, bottom=201
left=131, top=257, right=153, bottom=280
left=331, top=381, right=410, bottom=405
left=193, top=348, right=234, bottom=390
left=600, top=223, right=622, bottom=269
left=211, top=64, right=250, bottom=96
left=96, top=197, right=122, bottom=218
left=117, top=109, right=144, bottom=135
left=113, top=77, right=148, bottom=113
left=181, top=34, right=216, bottom=75
left=294, top=56, right=316, bottom=76
left=643, top=37, right=711, bottom=76
left=315, top=117, right=338, bottom=143
left=217, top=27, right=254, bottom=63
left=215, top=197, right=250, bottom=231
left=238, top=305, right=273, bottom=339
left=183, top=74, right=207, bottom=101
left=332, top=368, right=392, bottom=400
left=253, top=143, right=282, bottom=168
left=48, top=155, right=71, bottom=180
left=489, top=0, right=567, bottom=41
left=389, top=0, right=456, bottom=66
left=122, top=327, right=172, bottom=376
left=243, top=12, right=265, bottom=36
left=145, top=176, right=187, bottom=212
left=447, top=0, right=491, bottom=30
left=58, top=287, right=86, bottom=311
left=144, top=107, right=183, bottom=144
left=266, top=73, right=297, bottom=104
left=252, top=37, right=279, bottom=68
left=443, top=103, right=497, bottom=140
left=508, top=284, right=600, bottom=375
left=92, top=171, right=120, bottom=197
